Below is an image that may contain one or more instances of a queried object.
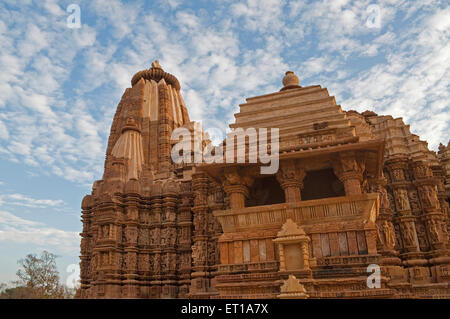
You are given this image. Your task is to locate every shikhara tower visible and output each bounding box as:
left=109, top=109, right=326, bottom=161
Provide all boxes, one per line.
left=79, top=63, right=450, bottom=299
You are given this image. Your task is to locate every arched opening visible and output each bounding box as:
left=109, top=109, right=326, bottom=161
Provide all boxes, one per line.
left=246, top=176, right=285, bottom=207
left=301, top=168, right=345, bottom=201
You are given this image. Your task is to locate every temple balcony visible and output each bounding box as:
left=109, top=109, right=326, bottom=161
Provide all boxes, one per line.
left=214, top=193, right=378, bottom=232
left=213, top=193, right=380, bottom=270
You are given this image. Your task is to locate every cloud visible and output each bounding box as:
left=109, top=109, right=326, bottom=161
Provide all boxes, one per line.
left=88, top=0, right=141, bottom=39
left=0, top=1, right=105, bottom=185
left=0, top=210, right=79, bottom=254
left=166, top=0, right=183, bottom=10
left=0, top=0, right=447, bottom=193
left=17, top=24, right=49, bottom=59
left=42, top=0, right=65, bottom=16
left=329, top=5, right=450, bottom=149
left=298, top=56, right=341, bottom=78
left=0, top=120, right=9, bottom=140
left=0, top=193, right=65, bottom=209
left=231, top=0, right=286, bottom=33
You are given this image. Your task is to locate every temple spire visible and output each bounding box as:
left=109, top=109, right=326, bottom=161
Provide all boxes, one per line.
left=151, top=60, right=162, bottom=69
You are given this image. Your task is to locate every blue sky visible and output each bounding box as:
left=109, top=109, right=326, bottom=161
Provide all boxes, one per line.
left=0, top=0, right=448, bottom=285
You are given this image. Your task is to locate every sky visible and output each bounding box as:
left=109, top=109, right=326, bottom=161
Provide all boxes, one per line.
left=0, top=0, right=449, bottom=285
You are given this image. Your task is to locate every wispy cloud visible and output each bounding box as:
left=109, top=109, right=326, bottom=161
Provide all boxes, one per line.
left=231, top=0, right=287, bottom=33
left=329, top=4, right=450, bottom=148
left=0, top=193, right=65, bottom=209
left=0, top=0, right=447, bottom=191
left=0, top=210, right=79, bottom=254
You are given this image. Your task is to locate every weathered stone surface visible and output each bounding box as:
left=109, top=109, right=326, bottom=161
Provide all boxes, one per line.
left=79, top=66, right=450, bottom=299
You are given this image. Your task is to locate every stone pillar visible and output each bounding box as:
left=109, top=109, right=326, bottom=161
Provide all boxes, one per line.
left=276, top=160, right=305, bottom=202
left=123, top=228, right=138, bottom=298
left=88, top=191, right=124, bottom=298
left=177, top=181, right=193, bottom=298
left=79, top=195, right=93, bottom=298
left=222, top=167, right=253, bottom=209
left=413, top=162, right=445, bottom=250
left=333, top=152, right=365, bottom=195
left=370, top=178, right=399, bottom=265
left=431, top=164, right=449, bottom=218
left=149, top=183, right=163, bottom=298
left=190, top=172, right=210, bottom=296
left=385, top=157, right=430, bottom=283
left=160, top=180, right=179, bottom=298
left=437, top=144, right=450, bottom=241
left=122, top=184, right=140, bottom=298
left=223, top=184, right=248, bottom=209
left=387, top=160, right=419, bottom=253
left=206, top=182, right=225, bottom=295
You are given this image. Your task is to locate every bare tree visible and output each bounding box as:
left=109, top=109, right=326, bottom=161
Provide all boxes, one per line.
left=0, top=251, right=75, bottom=299
left=13, top=251, right=71, bottom=299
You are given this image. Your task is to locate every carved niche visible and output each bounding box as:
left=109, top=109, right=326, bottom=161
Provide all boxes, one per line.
left=400, top=222, right=417, bottom=247
left=273, top=219, right=311, bottom=273
left=378, top=220, right=396, bottom=250
left=394, top=189, right=410, bottom=212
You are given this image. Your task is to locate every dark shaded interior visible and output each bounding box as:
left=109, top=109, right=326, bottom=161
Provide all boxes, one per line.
left=246, top=176, right=285, bottom=207
left=301, top=168, right=345, bottom=200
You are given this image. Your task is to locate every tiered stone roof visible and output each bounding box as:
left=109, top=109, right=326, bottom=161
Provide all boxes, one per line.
left=230, top=73, right=376, bottom=154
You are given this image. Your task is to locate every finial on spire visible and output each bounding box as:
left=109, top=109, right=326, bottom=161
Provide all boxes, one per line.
left=281, top=71, right=300, bottom=91
left=151, top=60, right=162, bottom=69
left=131, top=60, right=180, bottom=89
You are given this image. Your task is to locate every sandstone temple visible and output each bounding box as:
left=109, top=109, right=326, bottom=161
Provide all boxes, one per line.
left=78, top=61, right=450, bottom=298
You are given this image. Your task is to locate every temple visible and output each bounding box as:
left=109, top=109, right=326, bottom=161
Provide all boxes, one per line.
left=78, top=62, right=450, bottom=298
